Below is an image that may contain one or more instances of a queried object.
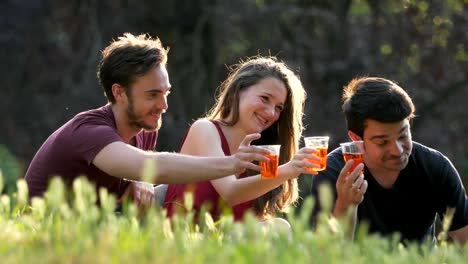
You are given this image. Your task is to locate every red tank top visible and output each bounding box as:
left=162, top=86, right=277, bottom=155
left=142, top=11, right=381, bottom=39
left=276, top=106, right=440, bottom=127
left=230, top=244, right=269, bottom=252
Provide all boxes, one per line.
left=163, top=120, right=253, bottom=221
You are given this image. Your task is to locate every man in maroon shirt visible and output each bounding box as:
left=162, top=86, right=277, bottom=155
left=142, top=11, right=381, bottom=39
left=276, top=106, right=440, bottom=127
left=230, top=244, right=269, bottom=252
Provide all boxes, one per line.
left=25, top=33, right=269, bottom=201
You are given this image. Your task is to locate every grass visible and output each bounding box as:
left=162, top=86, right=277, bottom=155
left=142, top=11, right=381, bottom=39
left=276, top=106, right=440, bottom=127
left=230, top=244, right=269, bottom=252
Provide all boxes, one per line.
left=0, top=172, right=466, bottom=263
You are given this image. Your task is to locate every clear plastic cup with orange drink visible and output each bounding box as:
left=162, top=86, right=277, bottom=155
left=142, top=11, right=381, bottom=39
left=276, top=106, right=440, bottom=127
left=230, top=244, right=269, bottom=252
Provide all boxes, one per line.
left=258, top=145, right=281, bottom=179
left=340, top=141, right=365, bottom=173
left=304, top=136, right=329, bottom=173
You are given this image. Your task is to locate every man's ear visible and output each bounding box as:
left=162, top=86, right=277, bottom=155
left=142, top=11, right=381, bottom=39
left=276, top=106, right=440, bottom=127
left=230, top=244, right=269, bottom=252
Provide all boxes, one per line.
left=112, top=84, right=127, bottom=102
left=348, top=131, right=362, bottom=141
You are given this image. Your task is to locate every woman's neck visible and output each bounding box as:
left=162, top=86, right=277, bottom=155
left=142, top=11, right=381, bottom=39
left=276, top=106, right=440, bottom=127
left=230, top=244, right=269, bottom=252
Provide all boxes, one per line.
left=217, top=121, right=248, bottom=154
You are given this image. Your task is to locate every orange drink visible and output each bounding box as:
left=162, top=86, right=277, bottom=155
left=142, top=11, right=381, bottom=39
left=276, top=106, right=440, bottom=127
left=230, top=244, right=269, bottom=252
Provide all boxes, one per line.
left=304, top=136, right=329, bottom=173
left=343, top=153, right=364, bottom=172
left=260, top=153, right=279, bottom=179
left=340, top=141, right=365, bottom=174
left=314, top=147, right=328, bottom=171
left=258, top=145, right=281, bottom=179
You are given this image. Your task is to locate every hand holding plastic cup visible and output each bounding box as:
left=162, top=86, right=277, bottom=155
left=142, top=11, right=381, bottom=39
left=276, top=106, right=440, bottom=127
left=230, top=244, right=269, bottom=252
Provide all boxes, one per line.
left=258, top=145, right=281, bottom=179
left=304, top=136, right=329, bottom=173
left=340, top=141, right=365, bottom=173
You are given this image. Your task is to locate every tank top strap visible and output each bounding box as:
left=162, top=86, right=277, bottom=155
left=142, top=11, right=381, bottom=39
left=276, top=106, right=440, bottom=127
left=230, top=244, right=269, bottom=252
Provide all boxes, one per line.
left=209, top=120, right=231, bottom=156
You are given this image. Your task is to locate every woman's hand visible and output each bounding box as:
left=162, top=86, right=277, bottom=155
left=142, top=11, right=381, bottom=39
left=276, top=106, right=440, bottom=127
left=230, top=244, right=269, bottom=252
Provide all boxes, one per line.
left=231, top=133, right=271, bottom=174
left=279, top=147, right=321, bottom=178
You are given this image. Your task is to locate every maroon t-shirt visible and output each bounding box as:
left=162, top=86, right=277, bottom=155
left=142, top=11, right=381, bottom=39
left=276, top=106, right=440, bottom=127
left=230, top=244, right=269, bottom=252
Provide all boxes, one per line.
left=25, top=105, right=158, bottom=199
left=164, top=120, right=252, bottom=221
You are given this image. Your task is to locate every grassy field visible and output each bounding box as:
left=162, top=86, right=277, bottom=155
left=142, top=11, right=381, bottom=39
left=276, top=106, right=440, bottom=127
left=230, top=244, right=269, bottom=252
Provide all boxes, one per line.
left=0, top=172, right=466, bottom=263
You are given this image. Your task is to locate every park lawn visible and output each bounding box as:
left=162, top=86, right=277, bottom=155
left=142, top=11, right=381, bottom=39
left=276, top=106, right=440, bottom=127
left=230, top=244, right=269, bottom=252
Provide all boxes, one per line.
left=0, top=176, right=466, bottom=263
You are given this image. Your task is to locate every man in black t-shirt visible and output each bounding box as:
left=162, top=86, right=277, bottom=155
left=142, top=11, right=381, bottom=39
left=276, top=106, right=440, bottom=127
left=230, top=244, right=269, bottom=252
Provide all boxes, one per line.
left=310, top=77, right=467, bottom=245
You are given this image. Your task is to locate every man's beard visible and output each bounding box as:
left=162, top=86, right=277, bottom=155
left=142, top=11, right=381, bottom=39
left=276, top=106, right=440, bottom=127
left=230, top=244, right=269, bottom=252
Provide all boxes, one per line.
left=126, top=97, right=162, bottom=131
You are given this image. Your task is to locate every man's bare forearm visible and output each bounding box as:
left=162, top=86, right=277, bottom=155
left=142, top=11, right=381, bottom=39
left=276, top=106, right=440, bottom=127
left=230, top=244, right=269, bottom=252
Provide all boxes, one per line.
left=152, top=152, right=237, bottom=184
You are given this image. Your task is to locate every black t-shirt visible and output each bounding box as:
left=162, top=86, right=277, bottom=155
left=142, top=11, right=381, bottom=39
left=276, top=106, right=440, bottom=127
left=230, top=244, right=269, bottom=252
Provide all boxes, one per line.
left=310, top=142, right=468, bottom=243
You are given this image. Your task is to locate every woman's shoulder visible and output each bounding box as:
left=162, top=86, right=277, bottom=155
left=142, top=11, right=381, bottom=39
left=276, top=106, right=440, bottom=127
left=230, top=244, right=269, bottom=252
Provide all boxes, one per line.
left=189, top=118, right=219, bottom=132
left=181, top=119, right=225, bottom=155
left=191, top=118, right=215, bottom=127
left=185, top=119, right=221, bottom=139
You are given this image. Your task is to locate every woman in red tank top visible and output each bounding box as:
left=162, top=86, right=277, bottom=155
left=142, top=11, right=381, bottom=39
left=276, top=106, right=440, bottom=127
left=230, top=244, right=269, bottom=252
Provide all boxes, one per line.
left=164, top=56, right=321, bottom=223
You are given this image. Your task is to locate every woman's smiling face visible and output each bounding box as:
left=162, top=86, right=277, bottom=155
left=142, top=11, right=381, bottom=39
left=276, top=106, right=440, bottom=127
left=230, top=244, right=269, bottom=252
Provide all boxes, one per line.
left=235, top=77, right=287, bottom=134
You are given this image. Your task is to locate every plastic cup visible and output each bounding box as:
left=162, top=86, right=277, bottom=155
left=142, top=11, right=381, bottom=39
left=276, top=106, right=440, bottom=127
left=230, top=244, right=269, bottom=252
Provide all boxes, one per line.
left=340, top=141, right=365, bottom=173
left=258, top=145, right=281, bottom=179
left=304, top=136, right=329, bottom=173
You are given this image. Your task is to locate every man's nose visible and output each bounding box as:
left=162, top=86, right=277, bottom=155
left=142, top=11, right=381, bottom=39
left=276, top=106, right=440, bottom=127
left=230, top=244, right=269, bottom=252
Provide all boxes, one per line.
left=157, top=96, right=168, bottom=111
left=389, top=141, right=404, bottom=155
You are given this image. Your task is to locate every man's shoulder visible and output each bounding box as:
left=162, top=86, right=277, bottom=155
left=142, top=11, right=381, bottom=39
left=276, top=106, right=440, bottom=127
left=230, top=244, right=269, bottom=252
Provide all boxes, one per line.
left=408, top=141, right=454, bottom=179
left=411, top=141, right=447, bottom=163
left=64, top=105, right=116, bottom=134
left=59, top=105, right=120, bottom=145
left=74, top=105, right=114, bottom=124
left=327, top=146, right=345, bottom=164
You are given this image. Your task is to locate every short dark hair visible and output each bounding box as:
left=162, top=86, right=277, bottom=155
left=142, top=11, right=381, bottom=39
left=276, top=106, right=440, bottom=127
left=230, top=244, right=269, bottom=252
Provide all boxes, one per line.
left=342, top=77, right=416, bottom=137
left=97, top=33, right=169, bottom=103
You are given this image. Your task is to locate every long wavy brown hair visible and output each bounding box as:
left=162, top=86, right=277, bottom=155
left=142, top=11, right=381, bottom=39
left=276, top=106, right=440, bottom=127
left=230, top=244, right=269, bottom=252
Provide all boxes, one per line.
left=206, top=56, right=306, bottom=218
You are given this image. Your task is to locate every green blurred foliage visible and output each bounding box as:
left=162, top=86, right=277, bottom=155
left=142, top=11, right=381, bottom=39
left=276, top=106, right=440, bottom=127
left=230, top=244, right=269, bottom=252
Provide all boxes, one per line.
left=0, top=177, right=466, bottom=262
left=0, top=145, right=21, bottom=194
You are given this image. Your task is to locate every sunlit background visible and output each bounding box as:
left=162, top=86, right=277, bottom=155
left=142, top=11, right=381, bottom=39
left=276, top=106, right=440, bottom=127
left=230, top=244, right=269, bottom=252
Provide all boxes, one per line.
left=1, top=0, right=467, bottom=195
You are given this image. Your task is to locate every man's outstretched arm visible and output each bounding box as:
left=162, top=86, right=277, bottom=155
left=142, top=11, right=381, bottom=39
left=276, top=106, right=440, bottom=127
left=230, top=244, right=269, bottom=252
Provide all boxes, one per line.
left=93, top=133, right=269, bottom=184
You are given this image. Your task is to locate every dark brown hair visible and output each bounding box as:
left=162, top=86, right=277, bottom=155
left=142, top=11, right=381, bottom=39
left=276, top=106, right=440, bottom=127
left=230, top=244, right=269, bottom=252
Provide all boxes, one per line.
left=97, top=33, right=169, bottom=103
left=342, top=77, right=416, bottom=137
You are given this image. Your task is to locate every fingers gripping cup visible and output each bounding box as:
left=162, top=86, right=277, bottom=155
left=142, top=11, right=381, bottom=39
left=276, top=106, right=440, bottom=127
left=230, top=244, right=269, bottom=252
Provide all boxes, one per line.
left=258, top=145, right=281, bottom=179
left=304, top=136, right=329, bottom=172
left=340, top=141, right=365, bottom=173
